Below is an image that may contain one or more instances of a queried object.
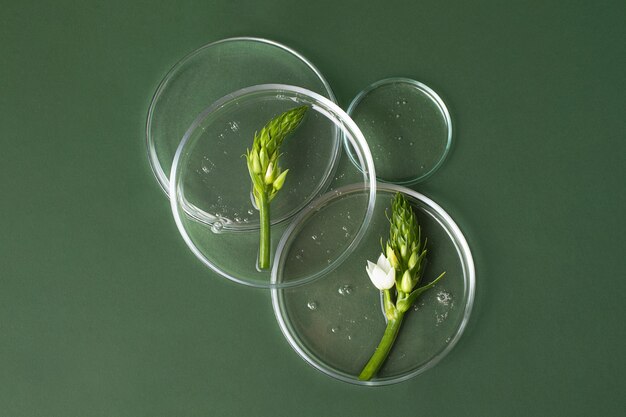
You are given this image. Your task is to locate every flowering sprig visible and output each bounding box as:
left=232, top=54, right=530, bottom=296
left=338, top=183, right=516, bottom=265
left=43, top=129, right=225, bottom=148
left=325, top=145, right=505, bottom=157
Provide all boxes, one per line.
left=245, top=105, right=308, bottom=270
left=360, top=192, right=446, bottom=381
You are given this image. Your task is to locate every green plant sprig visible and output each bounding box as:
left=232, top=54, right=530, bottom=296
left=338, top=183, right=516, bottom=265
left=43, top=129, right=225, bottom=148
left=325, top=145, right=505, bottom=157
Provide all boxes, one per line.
left=245, top=105, right=308, bottom=270
left=359, top=192, right=446, bottom=381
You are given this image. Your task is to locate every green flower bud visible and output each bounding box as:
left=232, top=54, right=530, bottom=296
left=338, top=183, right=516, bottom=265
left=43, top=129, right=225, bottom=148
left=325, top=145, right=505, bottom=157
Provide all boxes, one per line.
left=273, top=169, right=289, bottom=191
left=400, top=244, right=408, bottom=261
left=259, top=148, right=268, bottom=170
left=264, top=162, right=275, bottom=184
left=251, top=151, right=262, bottom=174
left=408, top=251, right=418, bottom=270
left=386, top=245, right=399, bottom=269
left=400, top=269, right=413, bottom=293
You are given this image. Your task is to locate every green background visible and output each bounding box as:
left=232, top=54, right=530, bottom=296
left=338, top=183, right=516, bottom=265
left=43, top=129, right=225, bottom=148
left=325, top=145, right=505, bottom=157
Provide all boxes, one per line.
left=1, top=0, right=624, bottom=415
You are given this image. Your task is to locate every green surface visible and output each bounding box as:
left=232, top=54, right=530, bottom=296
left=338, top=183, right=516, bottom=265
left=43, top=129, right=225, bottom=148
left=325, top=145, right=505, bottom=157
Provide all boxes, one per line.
left=1, top=0, right=624, bottom=415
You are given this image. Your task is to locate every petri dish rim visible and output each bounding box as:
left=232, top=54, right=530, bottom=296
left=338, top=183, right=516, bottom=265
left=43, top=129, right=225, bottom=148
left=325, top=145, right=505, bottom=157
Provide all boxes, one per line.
left=169, top=84, right=377, bottom=289
left=271, top=182, right=475, bottom=385
left=146, top=36, right=337, bottom=196
left=345, top=77, right=453, bottom=185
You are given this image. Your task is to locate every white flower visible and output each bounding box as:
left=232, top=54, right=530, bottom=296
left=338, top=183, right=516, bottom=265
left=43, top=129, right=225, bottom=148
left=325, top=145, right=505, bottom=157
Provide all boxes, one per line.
left=366, top=253, right=396, bottom=290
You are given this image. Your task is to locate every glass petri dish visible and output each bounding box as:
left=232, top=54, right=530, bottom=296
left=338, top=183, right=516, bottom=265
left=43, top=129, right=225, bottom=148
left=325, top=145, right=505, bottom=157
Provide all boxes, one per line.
left=147, top=37, right=336, bottom=195
left=170, top=84, right=376, bottom=288
left=346, top=78, right=452, bottom=185
left=271, top=183, right=474, bottom=385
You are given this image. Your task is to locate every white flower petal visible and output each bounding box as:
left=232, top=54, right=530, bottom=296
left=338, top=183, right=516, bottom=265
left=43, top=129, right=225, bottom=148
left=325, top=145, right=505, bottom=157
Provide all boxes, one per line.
left=376, top=253, right=390, bottom=273
left=381, top=266, right=396, bottom=289
left=372, top=269, right=387, bottom=289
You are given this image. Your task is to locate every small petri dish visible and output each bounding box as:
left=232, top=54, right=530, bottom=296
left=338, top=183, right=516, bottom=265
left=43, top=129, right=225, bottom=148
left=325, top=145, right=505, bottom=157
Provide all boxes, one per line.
left=271, top=183, right=474, bottom=385
left=346, top=78, right=452, bottom=185
left=147, top=37, right=336, bottom=195
left=170, top=84, right=376, bottom=288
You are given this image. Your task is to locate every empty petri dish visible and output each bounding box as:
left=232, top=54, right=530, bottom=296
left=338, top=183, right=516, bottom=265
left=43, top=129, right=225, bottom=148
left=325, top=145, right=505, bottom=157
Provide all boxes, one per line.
left=271, top=183, right=474, bottom=385
left=170, top=84, right=376, bottom=288
left=147, top=37, right=336, bottom=195
left=346, top=78, right=452, bottom=185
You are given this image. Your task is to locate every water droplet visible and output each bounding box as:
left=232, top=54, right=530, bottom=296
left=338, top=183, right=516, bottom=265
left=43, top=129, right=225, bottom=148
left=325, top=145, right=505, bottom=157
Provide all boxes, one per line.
left=397, top=136, right=403, bottom=141
left=228, top=121, right=240, bottom=132
left=311, top=234, right=318, bottom=241
left=211, top=222, right=224, bottom=233
left=201, top=165, right=210, bottom=173
left=437, top=291, right=452, bottom=306
left=295, top=254, right=303, bottom=261
left=435, top=311, right=449, bottom=325
left=331, top=326, right=340, bottom=334
left=338, top=285, right=353, bottom=296
left=445, top=337, right=451, bottom=343
left=395, top=114, right=401, bottom=118
left=347, top=335, right=352, bottom=341
left=402, top=99, right=407, bottom=105
left=409, top=141, right=414, bottom=146
left=247, top=209, right=254, bottom=215
left=395, top=100, right=400, bottom=105
left=307, top=301, right=318, bottom=310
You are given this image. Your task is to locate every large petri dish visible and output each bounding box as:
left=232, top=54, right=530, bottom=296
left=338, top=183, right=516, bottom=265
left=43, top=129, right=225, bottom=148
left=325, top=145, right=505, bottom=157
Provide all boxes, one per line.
left=170, top=85, right=376, bottom=288
left=147, top=37, right=336, bottom=195
left=346, top=78, right=452, bottom=185
left=271, top=183, right=474, bottom=385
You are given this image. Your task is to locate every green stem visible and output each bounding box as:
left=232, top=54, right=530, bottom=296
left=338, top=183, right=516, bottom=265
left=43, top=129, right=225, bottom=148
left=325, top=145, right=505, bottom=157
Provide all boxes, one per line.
left=358, top=313, right=405, bottom=381
left=258, top=193, right=270, bottom=270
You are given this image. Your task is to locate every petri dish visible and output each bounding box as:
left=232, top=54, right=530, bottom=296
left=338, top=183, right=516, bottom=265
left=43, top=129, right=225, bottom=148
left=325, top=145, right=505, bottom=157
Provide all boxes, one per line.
left=346, top=78, right=452, bottom=185
left=170, top=84, right=376, bottom=288
left=271, top=183, right=474, bottom=385
left=147, top=37, right=336, bottom=195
